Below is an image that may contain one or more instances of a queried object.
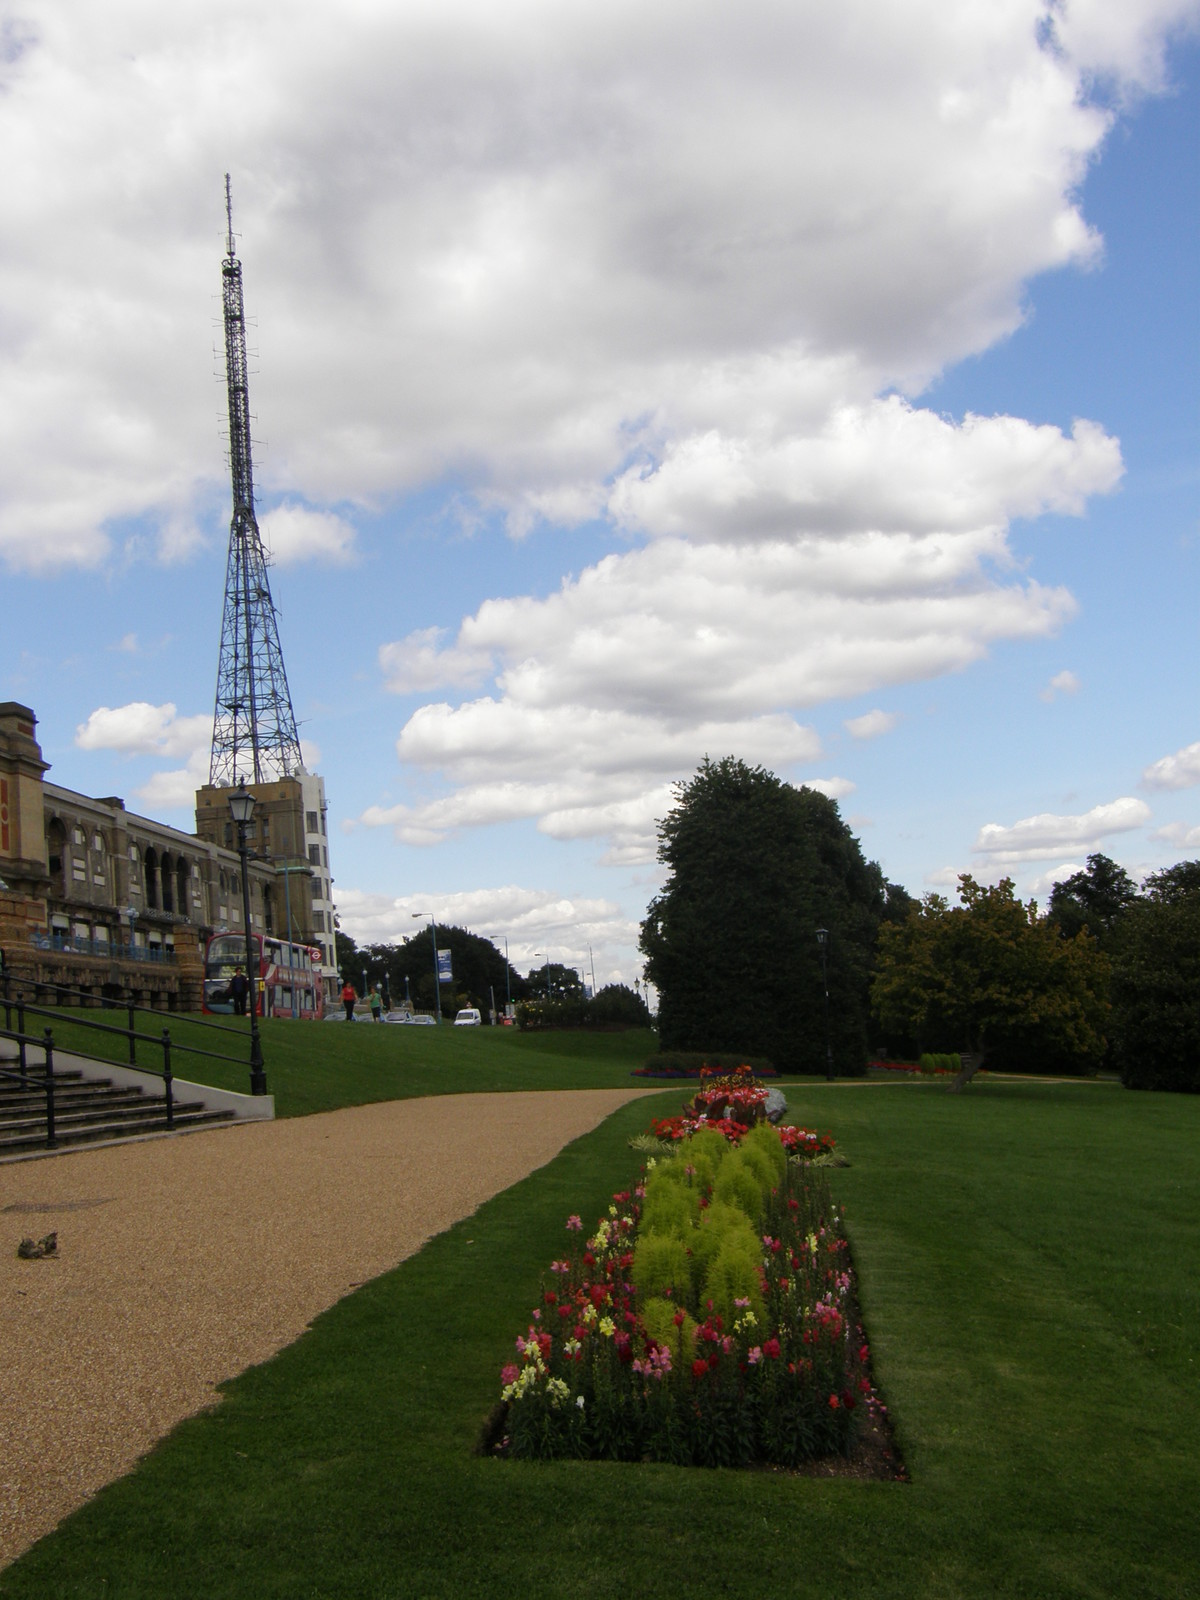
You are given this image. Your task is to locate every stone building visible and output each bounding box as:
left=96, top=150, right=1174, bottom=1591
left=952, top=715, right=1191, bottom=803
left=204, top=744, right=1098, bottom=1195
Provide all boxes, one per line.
left=0, top=702, right=277, bottom=1010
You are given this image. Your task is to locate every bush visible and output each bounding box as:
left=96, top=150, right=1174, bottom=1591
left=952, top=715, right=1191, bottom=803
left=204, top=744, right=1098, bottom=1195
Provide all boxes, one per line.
left=586, top=984, right=652, bottom=1028
left=635, top=1051, right=777, bottom=1079
left=919, top=1052, right=962, bottom=1077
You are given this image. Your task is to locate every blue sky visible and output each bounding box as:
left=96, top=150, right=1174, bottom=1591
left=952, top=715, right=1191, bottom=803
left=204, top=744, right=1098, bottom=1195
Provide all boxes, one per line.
left=2, top=2, right=1198, bottom=989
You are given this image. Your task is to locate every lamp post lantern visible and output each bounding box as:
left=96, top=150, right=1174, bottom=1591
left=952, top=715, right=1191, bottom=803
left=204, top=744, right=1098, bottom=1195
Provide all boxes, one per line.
left=816, top=928, right=833, bottom=1083
left=228, top=782, right=267, bottom=1096
left=412, top=911, right=442, bottom=1022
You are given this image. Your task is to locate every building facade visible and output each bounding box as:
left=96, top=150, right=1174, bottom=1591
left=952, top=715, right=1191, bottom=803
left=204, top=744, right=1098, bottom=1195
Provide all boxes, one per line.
left=0, top=703, right=278, bottom=1010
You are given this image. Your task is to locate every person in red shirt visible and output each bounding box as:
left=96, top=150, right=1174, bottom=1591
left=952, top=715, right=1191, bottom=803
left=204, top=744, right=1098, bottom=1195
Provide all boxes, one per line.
left=340, top=979, right=357, bottom=1022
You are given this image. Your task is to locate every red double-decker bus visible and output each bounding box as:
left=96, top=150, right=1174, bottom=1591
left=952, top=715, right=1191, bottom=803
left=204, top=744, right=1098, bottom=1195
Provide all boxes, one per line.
left=203, top=932, right=325, bottom=1020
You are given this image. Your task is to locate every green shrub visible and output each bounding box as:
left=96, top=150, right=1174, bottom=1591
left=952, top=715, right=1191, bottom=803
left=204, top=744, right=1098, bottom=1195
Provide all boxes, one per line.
left=689, top=1200, right=760, bottom=1296
left=639, top=1174, right=700, bottom=1238
left=743, top=1121, right=788, bottom=1186
left=648, top=1051, right=776, bottom=1076
left=704, top=1238, right=766, bottom=1329
left=640, top=1295, right=698, bottom=1361
left=630, top=1233, right=692, bottom=1301
left=686, top=1126, right=730, bottom=1188
left=713, top=1148, right=766, bottom=1226
left=920, top=1052, right=961, bottom=1076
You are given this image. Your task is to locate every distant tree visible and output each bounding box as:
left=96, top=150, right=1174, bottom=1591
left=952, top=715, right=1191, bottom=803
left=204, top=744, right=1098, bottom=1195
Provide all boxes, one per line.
left=1047, top=853, right=1140, bottom=946
left=358, top=926, right=523, bottom=1018
left=526, top=962, right=584, bottom=1001
left=1110, top=861, right=1200, bottom=1092
left=334, top=929, right=359, bottom=981
left=871, top=876, right=1109, bottom=1087
left=586, top=983, right=652, bottom=1028
left=639, top=757, right=886, bottom=1075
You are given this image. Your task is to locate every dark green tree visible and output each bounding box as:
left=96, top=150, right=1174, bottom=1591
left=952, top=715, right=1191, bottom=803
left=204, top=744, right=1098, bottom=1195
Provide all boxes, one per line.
left=586, top=983, right=652, bottom=1028
left=360, top=926, right=523, bottom=1018
left=1047, top=853, right=1140, bottom=946
left=871, top=876, right=1110, bottom=1085
left=639, top=757, right=886, bottom=1075
left=1110, top=861, right=1200, bottom=1092
left=525, top=962, right=584, bottom=1001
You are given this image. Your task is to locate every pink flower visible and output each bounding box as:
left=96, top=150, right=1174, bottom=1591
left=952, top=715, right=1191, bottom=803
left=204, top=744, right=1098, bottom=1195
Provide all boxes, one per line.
left=566, top=1214, right=583, bottom=1231
left=501, top=1364, right=519, bottom=1385
left=747, top=1346, right=763, bottom=1365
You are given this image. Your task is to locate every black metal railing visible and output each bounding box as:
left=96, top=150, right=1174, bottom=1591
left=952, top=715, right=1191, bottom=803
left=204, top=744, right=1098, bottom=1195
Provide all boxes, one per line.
left=30, top=932, right=178, bottom=963
left=0, top=975, right=265, bottom=1151
left=0, top=1026, right=58, bottom=1149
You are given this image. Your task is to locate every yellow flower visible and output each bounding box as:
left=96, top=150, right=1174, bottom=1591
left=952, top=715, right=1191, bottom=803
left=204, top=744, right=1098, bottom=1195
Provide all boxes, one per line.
left=598, top=1315, right=616, bottom=1338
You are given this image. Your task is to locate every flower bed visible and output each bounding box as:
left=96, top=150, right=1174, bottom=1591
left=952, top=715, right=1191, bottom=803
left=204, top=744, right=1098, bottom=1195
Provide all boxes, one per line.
left=633, top=1056, right=779, bottom=1080
left=494, top=1114, right=882, bottom=1468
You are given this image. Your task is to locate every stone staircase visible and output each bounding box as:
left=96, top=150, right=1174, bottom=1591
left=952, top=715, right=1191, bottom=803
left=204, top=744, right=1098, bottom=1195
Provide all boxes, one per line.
left=0, top=1068, right=237, bottom=1158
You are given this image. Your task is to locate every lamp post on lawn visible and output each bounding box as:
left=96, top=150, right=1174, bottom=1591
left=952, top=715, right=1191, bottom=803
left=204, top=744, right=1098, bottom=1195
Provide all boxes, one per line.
left=588, top=943, right=597, bottom=999
left=816, top=927, right=833, bottom=1083
left=228, top=782, right=267, bottom=1096
left=412, top=911, right=442, bottom=1023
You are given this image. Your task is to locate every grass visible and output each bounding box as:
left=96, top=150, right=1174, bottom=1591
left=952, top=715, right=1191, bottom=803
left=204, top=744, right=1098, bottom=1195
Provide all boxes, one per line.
left=27, top=1010, right=661, bottom=1116
left=3, top=1076, right=1198, bottom=1597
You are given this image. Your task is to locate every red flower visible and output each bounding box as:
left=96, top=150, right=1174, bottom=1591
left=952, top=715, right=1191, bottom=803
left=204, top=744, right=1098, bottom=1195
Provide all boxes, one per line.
left=692, top=1359, right=709, bottom=1379
left=828, top=1394, right=840, bottom=1409
left=763, top=1338, right=781, bottom=1360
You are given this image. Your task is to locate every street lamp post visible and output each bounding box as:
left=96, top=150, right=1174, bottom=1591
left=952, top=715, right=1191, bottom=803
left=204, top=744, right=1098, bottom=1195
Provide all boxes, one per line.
left=228, top=782, right=267, bottom=1096
left=412, top=911, right=442, bottom=1022
left=816, top=928, right=833, bottom=1082
left=588, top=943, right=597, bottom=999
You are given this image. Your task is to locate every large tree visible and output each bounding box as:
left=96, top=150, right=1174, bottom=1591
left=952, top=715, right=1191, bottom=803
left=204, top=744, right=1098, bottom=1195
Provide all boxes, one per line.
left=871, top=875, right=1109, bottom=1086
left=361, top=926, right=523, bottom=1017
left=639, top=756, right=889, bottom=1074
left=1109, top=861, right=1200, bottom=1092
left=1047, top=853, right=1140, bottom=946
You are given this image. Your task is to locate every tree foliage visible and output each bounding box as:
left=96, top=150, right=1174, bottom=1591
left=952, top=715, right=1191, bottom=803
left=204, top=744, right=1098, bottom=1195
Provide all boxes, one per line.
left=1109, top=862, right=1200, bottom=1092
left=639, top=756, right=890, bottom=1075
left=586, top=983, right=652, bottom=1027
left=355, top=925, right=524, bottom=1017
left=871, top=875, right=1109, bottom=1083
left=1047, top=853, right=1140, bottom=947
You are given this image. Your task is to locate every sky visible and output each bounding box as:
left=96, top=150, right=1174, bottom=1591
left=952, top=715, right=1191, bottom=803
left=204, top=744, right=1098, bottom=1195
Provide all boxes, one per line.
left=2, top=0, right=1198, bottom=992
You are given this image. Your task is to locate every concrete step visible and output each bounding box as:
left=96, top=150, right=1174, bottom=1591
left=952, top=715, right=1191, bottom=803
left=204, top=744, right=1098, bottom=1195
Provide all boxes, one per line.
left=0, top=1106, right=236, bottom=1155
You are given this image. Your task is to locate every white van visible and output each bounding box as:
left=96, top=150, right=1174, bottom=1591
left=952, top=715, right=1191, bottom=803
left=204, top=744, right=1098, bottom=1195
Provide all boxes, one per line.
left=453, top=1007, right=482, bottom=1027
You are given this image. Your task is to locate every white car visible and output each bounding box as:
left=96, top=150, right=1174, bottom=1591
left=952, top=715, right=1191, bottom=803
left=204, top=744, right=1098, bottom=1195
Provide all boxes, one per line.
left=385, top=1011, right=437, bottom=1025
left=453, top=1007, right=482, bottom=1026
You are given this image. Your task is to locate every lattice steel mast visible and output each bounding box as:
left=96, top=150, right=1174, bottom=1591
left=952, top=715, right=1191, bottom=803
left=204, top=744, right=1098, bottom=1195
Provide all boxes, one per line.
left=209, top=175, right=303, bottom=787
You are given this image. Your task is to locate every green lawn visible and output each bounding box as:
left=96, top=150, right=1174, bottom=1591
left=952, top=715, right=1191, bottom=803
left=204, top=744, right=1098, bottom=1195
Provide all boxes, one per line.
left=33, top=1010, right=660, bottom=1116
left=3, top=1077, right=1198, bottom=1598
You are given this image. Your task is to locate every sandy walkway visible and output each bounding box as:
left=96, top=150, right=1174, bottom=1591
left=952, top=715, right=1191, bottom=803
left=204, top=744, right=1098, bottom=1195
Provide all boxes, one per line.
left=0, top=1088, right=659, bottom=1569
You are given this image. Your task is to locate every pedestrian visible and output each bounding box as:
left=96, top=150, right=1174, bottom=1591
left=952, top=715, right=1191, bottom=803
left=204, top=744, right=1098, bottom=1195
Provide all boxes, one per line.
left=340, top=978, right=357, bottom=1022
left=369, top=984, right=384, bottom=1022
left=229, top=966, right=249, bottom=1016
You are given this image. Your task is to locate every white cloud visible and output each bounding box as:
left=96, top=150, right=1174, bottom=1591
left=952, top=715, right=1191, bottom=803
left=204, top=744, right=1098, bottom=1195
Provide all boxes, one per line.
left=260, top=503, right=358, bottom=566
left=0, top=0, right=1174, bottom=572
left=134, top=752, right=211, bottom=813
left=973, top=796, right=1152, bottom=864
left=334, top=883, right=637, bottom=978
left=379, top=629, right=493, bottom=695
left=1039, top=668, right=1081, bottom=702
left=1149, top=821, right=1200, bottom=848
left=1027, top=861, right=1086, bottom=896
left=1142, top=740, right=1200, bottom=790
left=844, top=710, right=898, bottom=740
left=75, top=702, right=211, bottom=760
left=802, top=778, right=857, bottom=801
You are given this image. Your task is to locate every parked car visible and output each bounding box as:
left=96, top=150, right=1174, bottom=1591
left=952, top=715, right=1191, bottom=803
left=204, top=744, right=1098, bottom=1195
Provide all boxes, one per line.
left=453, top=1007, right=482, bottom=1027
left=385, top=1011, right=437, bottom=1026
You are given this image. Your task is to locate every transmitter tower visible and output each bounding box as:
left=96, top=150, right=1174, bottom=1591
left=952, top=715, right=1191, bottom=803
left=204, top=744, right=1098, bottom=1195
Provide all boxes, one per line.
left=196, top=180, right=339, bottom=1003
left=209, top=175, right=303, bottom=787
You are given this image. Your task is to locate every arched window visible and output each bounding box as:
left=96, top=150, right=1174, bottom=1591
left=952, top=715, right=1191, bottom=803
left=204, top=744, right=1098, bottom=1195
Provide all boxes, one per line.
left=161, top=852, right=175, bottom=913
left=143, top=846, right=159, bottom=910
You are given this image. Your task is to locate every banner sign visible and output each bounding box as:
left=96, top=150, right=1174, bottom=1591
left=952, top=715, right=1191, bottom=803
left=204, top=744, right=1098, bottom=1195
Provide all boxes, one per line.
left=437, top=948, right=453, bottom=984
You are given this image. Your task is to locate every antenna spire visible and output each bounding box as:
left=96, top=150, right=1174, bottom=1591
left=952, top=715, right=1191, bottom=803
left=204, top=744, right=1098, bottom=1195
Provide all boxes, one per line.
left=224, top=172, right=235, bottom=259
left=208, top=180, right=303, bottom=788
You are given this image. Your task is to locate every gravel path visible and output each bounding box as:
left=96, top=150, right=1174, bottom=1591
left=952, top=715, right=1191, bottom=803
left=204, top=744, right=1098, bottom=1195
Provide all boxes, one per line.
left=0, top=1088, right=659, bottom=1569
